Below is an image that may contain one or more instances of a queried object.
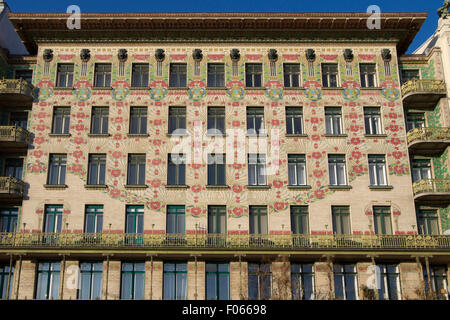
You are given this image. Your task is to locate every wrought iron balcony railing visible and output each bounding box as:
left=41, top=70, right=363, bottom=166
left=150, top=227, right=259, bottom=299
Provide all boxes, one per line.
left=0, top=177, right=25, bottom=197
left=0, top=79, right=35, bottom=100
left=407, top=127, right=450, bottom=145
left=401, top=79, right=446, bottom=98
left=0, top=125, right=30, bottom=145
left=412, top=178, right=450, bottom=196
left=0, top=232, right=449, bottom=251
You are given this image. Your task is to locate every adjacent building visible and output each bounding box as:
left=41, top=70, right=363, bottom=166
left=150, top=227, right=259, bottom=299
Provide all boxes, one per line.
left=0, top=8, right=448, bottom=300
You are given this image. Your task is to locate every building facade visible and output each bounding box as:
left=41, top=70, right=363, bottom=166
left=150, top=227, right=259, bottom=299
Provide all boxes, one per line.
left=0, top=10, right=449, bottom=300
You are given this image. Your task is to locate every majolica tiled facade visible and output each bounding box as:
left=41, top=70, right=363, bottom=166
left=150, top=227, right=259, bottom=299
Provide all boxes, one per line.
left=0, top=11, right=449, bottom=300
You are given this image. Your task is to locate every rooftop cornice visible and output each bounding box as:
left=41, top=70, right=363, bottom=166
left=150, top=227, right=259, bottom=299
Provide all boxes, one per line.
left=8, top=12, right=427, bottom=56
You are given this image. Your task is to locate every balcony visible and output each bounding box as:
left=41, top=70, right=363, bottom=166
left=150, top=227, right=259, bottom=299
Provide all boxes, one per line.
left=412, top=178, right=450, bottom=204
left=0, top=232, right=448, bottom=252
left=407, top=127, right=450, bottom=155
left=0, top=126, right=30, bottom=149
left=0, top=176, right=25, bottom=200
left=0, top=79, right=35, bottom=106
left=401, top=79, right=446, bottom=108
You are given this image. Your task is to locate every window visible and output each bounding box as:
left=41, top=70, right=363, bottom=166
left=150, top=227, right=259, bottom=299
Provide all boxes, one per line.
left=0, top=208, right=18, bottom=232
left=322, top=64, right=338, bottom=87
left=406, top=113, right=425, bottom=132
left=90, top=107, right=109, bottom=134
left=377, top=264, right=401, bottom=300
left=208, top=206, right=226, bottom=234
left=411, top=159, right=431, bottom=182
left=207, top=107, right=225, bottom=134
left=328, top=155, right=347, bottom=186
left=245, top=64, right=262, bottom=87
left=291, top=206, right=309, bottom=235
left=248, top=263, right=271, bottom=300
left=364, top=107, right=382, bottom=135
left=126, top=205, right=144, bottom=234
left=284, top=64, right=301, bottom=88
left=247, top=107, right=265, bottom=135
left=94, top=64, right=112, bottom=88
left=87, top=154, right=106, bottom=185
left=417, top=209, right=439, bottom=235
left=334, top=264, right=358, bottom=300
left=207, top=64, right=225, bottom=87
left=0, top=265, right=13, bottom=299
left=166, top=205, right=185, bottom=234
left=47, top=154, right=67, bottom=185
left=121, top=262, right=145, bottom=300
left=373, top=206, right=392, bottom=235
left=44, top=205, right=63, bottom=233
left=401, top=69, right=420, bottom=84
left=325, top=107, right=342, bottom=135
left=84, top=205, right=103, bottom=233
left=168, top=154, right=186, bottom=186
left=131, top=64, right=149, bottom=88
left=208, top=154, right=226, bottom=186
left=288, top=154, right=306, bottom=186
left=248, top=154, right=266, bottom=186
left=424, top=266, right=449, bottom=300
left=35, top=262, right=60, bottom=300
left=360, top=64, right=377, bottom=88
left=5, top=158, right=23, bottom=180
left=169, top=64, right=187, bottom=87
left=168, top=107, right=186, bottom=134
left=206, top=263, right=229, bottom=300
left=332, top=206, right=351, bottom=235
left=79, top=262, right=103, bottom=300
left=15, top=69, right=33, bottom=84
left=127, top=154, right=146, bottom=185
left=52, top=107, right=70, bottom=134
left=129, top=107, right=147, bottom=134
left=286, top=107, right=303, bottom=135
left=249, top=206, right=268, bottom=234
left=10, top=112, right=28, bottom=129
left=291, top=263, right=314, bottom=300
left=368, top=155, right=387, bottom=186
left=163, top=262, right=187, bottom=300
left=56, top=64, right=74, bottom=88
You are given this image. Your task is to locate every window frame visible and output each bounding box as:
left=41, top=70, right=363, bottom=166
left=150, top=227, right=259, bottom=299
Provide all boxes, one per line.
left=131, top=63, right=149, bottom=88
left=288, top=154, right=307, bottom=186
left=359, top=63, right=377, bottom=88
left=207, top=63, right=225, bottom=88
left=321, top=63, right=339, bottom=88
left=364, top=107, right=382, bottom=135
left=47, top=154, right=67, bottom=185
left=56, top=63, right=74, bottom=88
left=129, top=107, right=148, bottom=135
left=249, top=206, right=268, bottom=235
left=285, top=107, right=303, bottom=135
left=120, top=261, right=145, bottom=300
left=90, top=106, right=109, bottom=134
left=206, top=262, right=230, bottom=300
left=78, top=261, right=103, bottom=300
left=328, top=154, right=347, bottom=186
left=163, top=262, right=188, bottom=300
left=169, top=63, right=187, bottom=88
left=368, top=155, right=388, bottom=186
left=373, top=206, right=393, bottom=235
left=291, top=263, right=315, bottom=300
left=207, top=153, right=226, bottom=186
left=245, top=63, right=263, bottom=88
left=93, top=63, right=112, bottom=88
left=84, top=205, right=103, bottom=233
left=332, top=206, right=351, bottom=235
left=248, top=154, right=267, bottom=186
left=290, top=206, right=309, bottom=235
left=167, top=154, right=186, bottom=186
left=127, top=154, right=146, bottom=186
left=51, top=107, right=71, bottom=134
left=333, top=263, right=358, bottom=300
left=283, top=63, right=301, bottom=88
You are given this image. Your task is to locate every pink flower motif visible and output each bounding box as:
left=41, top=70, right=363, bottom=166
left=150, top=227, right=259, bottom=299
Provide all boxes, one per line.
left=272, top=180, right=283, bottom=188
left=36, top=124, right=46, bottom=132
left=34, top=137, right=45, bottom=144
left=392, top=151, right=403, bottom=159
left=350, top=138, right=361, bottom=145
left=111, top=169, right=121, bottom=177
left=110, top=188, right=120, bottom=197
left=311, top=135, right=320, bottom=141
left=348, top=113, right=358, bottom=119
left=73, top=150, right=83, bottom=159
left=390, top=138, right=401, bottom=145
left=153, top=119, right=162, bottom=126
left=312, top=152, right=322, bottom=159
left=274, top=202, right=285, bottom=211
left=353, top=165, right=363, bottom=174
left=388, top=113, right=398, bottom=119
left=153, top=139, right=161, bottom=146
left=31, top=164, right=42, bottom=173
left=271, top=120, right=280, bottom=126
left=113, top=134, right=122, bottom=141
left=232, top=185, right=243, bottom=193
left=150, top=202, right=161, bottom=210
left=313, top=170, right=323, bottom=178
left=152, top=159, right=161, bottom=166
left=191, top=207, right=202, bottom=216
left=151, top=180, right=161, bottom=188
left=71, top=164, right=82, bottom=173
left=232, top=121, right=241, bottom=127
left=352, top=151, right=362, bottom=159
left=191, top=185, right=202, bottom=193
left=111, top=151, right=122, bottom=159
left=75, top=124, right=85, bottom=131
left=233, top=208, right=243, bottom=217
left=34, top=150, right=43, bottom=158
left=310, top=117, right=319, bottom=124
left=314, top=189, right=325, bottom=198
left=389, top=125, right=399, bottom=132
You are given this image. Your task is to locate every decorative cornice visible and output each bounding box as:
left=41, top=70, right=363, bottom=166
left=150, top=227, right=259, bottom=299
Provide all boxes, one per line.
left=8, top=12, right=427, bottom=55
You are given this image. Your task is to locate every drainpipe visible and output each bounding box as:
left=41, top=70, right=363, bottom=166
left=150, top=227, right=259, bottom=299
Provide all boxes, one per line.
left=369, top=255, right=379, bottom=300
left=15, top=255, right=22, bottom=299
left=6, top=254, right=13, bottom=300
left=60, top=254, right=66, bottom=299
left=105, top=254, right=111, bottom=300
left=424, top=256, right=432, bottom=295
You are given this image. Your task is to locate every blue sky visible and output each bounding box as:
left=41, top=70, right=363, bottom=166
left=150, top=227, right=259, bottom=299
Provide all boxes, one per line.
left=7, top=0, right=444, bottom=53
